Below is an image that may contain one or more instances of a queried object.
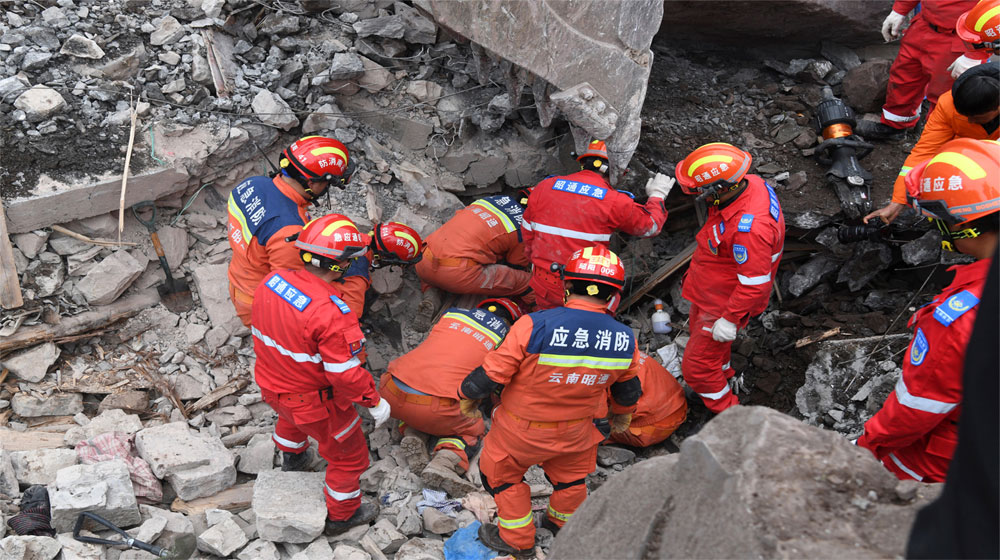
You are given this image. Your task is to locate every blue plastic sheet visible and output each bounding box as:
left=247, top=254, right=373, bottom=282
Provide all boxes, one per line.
left=443, top=521, right=500, bottom=560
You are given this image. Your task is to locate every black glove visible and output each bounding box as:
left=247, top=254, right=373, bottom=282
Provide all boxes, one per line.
left=594, top=418, right=611, bottom=441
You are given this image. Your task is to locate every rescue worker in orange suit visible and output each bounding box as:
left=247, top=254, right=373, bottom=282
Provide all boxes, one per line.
left=251, top=214, right=392, bottom=534
left=460, top=246, right=643, bottom=558
left=416, top=194, right=531, bottom=298
left=522, top=140, right=673, bottom=309
left=858, top=138, right=999, bottom=483
left=675, top=143, right=786, bottom=414
left=378, top=298, right=523, bottom=497
left=865, top=60, right=1000, bottom=224
left=597, top=351, right=687, bottom=448
left=855, top=0, right=990, bottom=140
left=227, top=135, right=367, bottom=325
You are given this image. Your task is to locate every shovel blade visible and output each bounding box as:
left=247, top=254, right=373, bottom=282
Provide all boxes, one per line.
left=157, top=281, right=194, bottom=313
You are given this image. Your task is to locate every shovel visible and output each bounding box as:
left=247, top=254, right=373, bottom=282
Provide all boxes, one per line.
left=132, top=201, right=194, bottom=313
left=74, top=511, right=196, bottom=559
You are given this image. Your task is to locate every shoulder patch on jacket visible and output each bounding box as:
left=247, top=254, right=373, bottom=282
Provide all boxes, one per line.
left=737, top=214, right=754, bottom=232
left=733, top=244, right=748, bottom=264
left=718, top=221, right=725, bottom=234
left=329, top=294, right=352, bottom=314
left=933, top=290, right=979, bottom=326
left=765, top=183, right=781, bottom=222
left=551, top=179, right=607, bottom=200
left=909, top=328, right=929, bottom=366
left=265, top=274, right=312, bottom=311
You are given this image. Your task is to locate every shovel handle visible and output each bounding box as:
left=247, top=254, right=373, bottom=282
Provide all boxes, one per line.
left=132, top=201, right=158, bottom=232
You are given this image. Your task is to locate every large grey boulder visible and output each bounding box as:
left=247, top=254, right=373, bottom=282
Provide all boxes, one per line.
left=550, top=406, right=938, bottom=559
left=134, top=422, right=236, bottom=501
left=253, top=470, right=327, bottom=543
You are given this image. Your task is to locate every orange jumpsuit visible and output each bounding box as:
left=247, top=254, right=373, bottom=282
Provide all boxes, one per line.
left=891, top=90, right=1000, bottom=205
left=416, top=195, right=531, bottom=297
left=378, top=307, right=509, bottom=471
left=227, top=174, right=368, bottom=324
left=602, top=352, right=687, bottom=448
left=473, top=299, right=641, bottom=550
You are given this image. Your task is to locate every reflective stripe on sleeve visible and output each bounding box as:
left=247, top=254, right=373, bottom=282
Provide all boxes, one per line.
left=737, top=273, right=772, bottom=286
left=697, top=384, right=732, bottom=400
left=894, top=377, right=958, bottom=414
left=888, top=453, right=923, bottom=481
left=522, top=221, right=612, bottom=242
left=326, top=484, right=361, bottom=501
left=323, top=356, right=361, bottom=373
left=898, top=166, right=912, bottom=177
left=498, top=511, right=534, bottom=529
left=272, top=433, right=308, bottom=449
left=252, top=327, right=321, bottom=364
left=771, top=252, right=781, bottom=262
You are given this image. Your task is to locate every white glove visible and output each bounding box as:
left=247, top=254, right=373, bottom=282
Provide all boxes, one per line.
left=710, top=317, right=738, bottom=342
left=728, top=372, right=748, bottom=395
left=881, top=11, right=906, bottom=42
left=644, top=173, right=675, bottom=200
left=947, top=54, right=979, bottom=79
left=368, top=398, right=391, bottom=428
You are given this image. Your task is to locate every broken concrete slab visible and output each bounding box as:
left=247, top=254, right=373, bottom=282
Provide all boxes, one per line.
left=75, top=249, right=146, bottom=306
left=365, top=518, right=407, bottom=554
left=64, top=408, right=144, bottom=446
left=12, top=231, right=48, bottom=259
left=142, top=225, right=188, bottom=271
left=237, top=433, right=275, bottom=475
left=49, top=459, right=141, bottom=533
left=252, top=89, right=299, bottom=131
left=2, top=341, right=60, bottom=382
left=134, top=422, right=236, bottom=501
left=238, top=539, right=281, bottom=560
left=12, top=392, right=83, bottom=418
left=190, top=263, right=245, bottom=336
left=253, top=470, right=327, bottom=543
left=10, top=448, right=79, bottom=486
left=5, top=168, right=190, bottom=235
left=421, top=507, right=457, bottom=535
left=291, top=538, right=335, bottom=560
left=394, top=537, right=445, bottom=559
left=0, top=536, right=61, bottom=559
left=197, top=516, right=249, bottom=557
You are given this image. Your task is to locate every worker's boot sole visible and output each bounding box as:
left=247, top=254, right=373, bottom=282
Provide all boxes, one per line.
left=421, top=451, right=478, bottom=498
left=477, top=522, right=535, bottom=559
left=281, top=448, right=314, bottom=472
left=400, top=430, right=431, bottom=474
left=324, top=501, right=379, bottom=535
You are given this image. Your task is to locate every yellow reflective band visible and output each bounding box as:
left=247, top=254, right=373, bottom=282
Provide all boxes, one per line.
left=498, top=511, right=534, bottom=529
left=443, top=313, right=502, bottom=344
left=436, top=437, right=466, bottom=450
left=395, top=231, right=419, bottom=253
left=928, top=152, right=987, bottom=180
left=537, top=354, right=632, bottom=370
left=688, top=155, right=734, bottom=176
left=898, top=166, right=912, bottom=177
left=321, top=220, right=356, bottom=236
left=975, top=6, right=1000, bottom=31
left=227, top=194, right=252, bottom=245
left=311, top=146, right=348, bottom=161
left=547, top=505, right=572, bottom=523
left=471, top=200, right=517, bottom=233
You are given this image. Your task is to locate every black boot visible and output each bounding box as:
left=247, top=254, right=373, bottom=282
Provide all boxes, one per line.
left=324, top=501, right=379, bottom=535
left=478, top=522, right=535, bottom=559
left=854, top=119, right=906, bottom=141
left=540, top=516, right=561, bottom=536
left=281, top=449, right=311, bottom=472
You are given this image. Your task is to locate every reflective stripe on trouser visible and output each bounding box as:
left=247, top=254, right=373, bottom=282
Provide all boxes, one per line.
left=681, top=303, right=741, bottom=413
left=377, top=374, right=484, bottom=471
left=880, top=15, right=963, bottom=129
left=261, top=390, right=370, bottom=519
left=478, top=407, right=602, bottom=550
left=529, top=267, right=565, bottom=310
left=415, top=257, right=531, bottom=297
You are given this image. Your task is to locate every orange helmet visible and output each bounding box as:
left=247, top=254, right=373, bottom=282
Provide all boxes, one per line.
left=956, top=0, right=1000, bottom=53
left=371, top=222, right=423, bottom=265
left=295, top=214, right=370, bottom=271
left=562, top=246, right=626, bottom=294
left=577, top=140, right=609, bottom=161
left=281, top=136, right=355, bottom=186
left=675, top=142, right=753, bottom=195
left=477, top=298, right=524, bottom=323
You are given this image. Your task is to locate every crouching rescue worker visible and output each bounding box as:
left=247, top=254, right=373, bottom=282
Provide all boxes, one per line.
left=338, top=221, right=425, bottom=317
left=675, top=142, right=785, bottom=413
left=522, top=140, right=673, bottom=309
left=598, top=351, right=687, bottom=448
left=378, top=298, right=523, bottom=497
left=251, top=214, right=392, bottom=534
left=858, top=138, right=999, bottom=482
left=227, top=135, right=361, bottom=325
left=460, top=246, right=642, bottom=558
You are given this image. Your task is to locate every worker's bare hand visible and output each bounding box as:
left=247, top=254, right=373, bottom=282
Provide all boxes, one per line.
left=864, top=201, right=905, bottom=225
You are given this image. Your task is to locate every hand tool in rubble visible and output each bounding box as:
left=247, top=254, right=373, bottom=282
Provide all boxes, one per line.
left=814, top=86, right=876, bottom=220
left=132, top=201, right=194, bottom=312
left=73, top=511, right=196, bottom=559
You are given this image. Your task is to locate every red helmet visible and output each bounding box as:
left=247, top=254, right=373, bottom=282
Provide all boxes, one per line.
left=675, top=142, right=752, bottom=195
left=562, top=246, right=626, bottom=293
left=295, top=214, right=370, bottom=271
left=905, top=138, right=1000, bottom=226
left=371, top=222, right=423, bottom=265
left=477, top=298, right=524, bottom=323
left=956, top=0, right=1000, bottom=53
left=281, top=136, right=355, bottom=185
left=577, top=139, right=609, bottom=161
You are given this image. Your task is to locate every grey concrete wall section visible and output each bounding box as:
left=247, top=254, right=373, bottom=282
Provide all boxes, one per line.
left=5, top=167, right=189, bottom=234
left=423, top=0, right=663, bottom=183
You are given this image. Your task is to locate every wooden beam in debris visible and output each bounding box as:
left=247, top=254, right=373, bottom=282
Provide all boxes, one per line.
left=0, top=289, right=159, bottom=355
left=171, top=481, right=255, bottom=515
left=0, top=196, right=24, bottom=310
left=201, top=29, right=238, bottom=98
left=619, top=241, right=697, bottom=311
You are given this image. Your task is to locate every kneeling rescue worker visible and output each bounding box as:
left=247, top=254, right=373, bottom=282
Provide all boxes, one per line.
left=251, top=214, right=392, bottom=534
left=227, top=136, right=360, bottom=324
left=379, top=297, right=523, bottom=497
left=858, top=138, right=999, bottom=482
left=675, top=142, right=786, bottom=413
left=460, top=246, right=643, bottom=558
left=601, top=351, right=687, bottom=448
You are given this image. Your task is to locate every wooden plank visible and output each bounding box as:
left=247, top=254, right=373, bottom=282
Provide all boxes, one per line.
left=619, top=241, right=697, bottom=310
left=0, top=428, right=65, bottom=451
left=0, top=196, right=23, bottom=310
left=171, top=481, right=255, bottom=515
left=185, top=378, right=249, bottom=415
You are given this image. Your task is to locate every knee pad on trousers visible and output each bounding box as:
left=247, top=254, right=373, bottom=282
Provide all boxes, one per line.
left=544, top=474, right=587, bottom=491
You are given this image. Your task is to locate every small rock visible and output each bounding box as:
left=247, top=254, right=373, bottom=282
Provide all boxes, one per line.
left=394, top=537, right=445, bottom=559
left=237, top=433, right=276, bottom=475
left=252, top=89, right=299, bottom=130
left=60, top=34, right=105, bottom=59
left=421, top=507, right=457, bottom=535
left=76, top=250, right=146, bottom=306
left=364, top=518, right=407, bottom=553
left=894, top=479, right=919, bottom=501
left=14, top=85, right=67, bottom=122
left=238, top=539, right=281, bottom=560
left=291, top=537, right=335, bottom=560
left=597, top=446, right=636, bottom=467
left=3, top=342, right=60, bottom=382
left=0, top=536, right=61, bottom=559
left=150, top=15, right=185, bottom=46
left=197, top=517, right=249, bottom=557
